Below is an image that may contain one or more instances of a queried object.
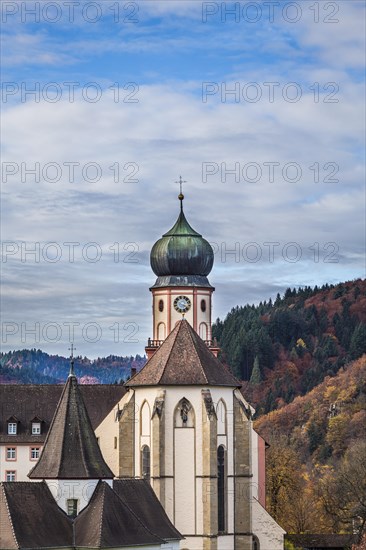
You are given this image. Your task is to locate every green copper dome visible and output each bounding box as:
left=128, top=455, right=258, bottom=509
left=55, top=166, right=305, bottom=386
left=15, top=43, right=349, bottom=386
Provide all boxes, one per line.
left=150, top=198, right=214, bottom=282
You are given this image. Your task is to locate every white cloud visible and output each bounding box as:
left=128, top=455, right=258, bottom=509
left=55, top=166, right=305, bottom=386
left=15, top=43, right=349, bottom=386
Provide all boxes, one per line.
left=1, top=1, right=364, bottom=356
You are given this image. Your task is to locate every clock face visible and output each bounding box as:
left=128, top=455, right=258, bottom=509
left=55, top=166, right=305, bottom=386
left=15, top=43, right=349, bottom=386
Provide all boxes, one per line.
left=174, top=295, right=191, bottom=313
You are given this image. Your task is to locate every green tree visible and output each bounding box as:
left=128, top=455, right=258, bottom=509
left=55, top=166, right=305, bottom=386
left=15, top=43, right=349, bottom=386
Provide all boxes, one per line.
left=350, top=323, right=366, bottom=359
left=250, top=356, right=262, bottom=385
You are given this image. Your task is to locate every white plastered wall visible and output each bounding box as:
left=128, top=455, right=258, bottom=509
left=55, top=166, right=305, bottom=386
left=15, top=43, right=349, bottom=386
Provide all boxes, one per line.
left=252, top=497, right=286, bottom=550
left=0, top=443, right=43, bottom=482
left=95, top=400, right=124, bottom=476
left=45, top=478, right=112, bottom=514
left=124, top=385, right=236, bottom=543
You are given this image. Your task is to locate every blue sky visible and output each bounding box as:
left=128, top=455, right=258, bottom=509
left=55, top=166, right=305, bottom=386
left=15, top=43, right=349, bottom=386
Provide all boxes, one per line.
left=1, top=1, right=365, bottom=358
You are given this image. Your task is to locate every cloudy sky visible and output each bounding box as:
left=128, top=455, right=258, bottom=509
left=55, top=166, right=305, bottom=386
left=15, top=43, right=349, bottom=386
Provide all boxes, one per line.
left=1, top=0, right=365, bottom=358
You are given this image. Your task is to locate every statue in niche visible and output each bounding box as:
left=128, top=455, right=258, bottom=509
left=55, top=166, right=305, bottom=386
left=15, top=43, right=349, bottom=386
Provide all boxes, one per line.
left=180, top=399, right=190, bottom=426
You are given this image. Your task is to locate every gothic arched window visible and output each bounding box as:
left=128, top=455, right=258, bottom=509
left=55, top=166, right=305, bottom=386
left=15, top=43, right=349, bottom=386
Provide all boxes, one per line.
left=140, top=401, right=151, bottom=437
left=252, top=535, right=260, bottom=550
left=217, top=445, right=226, bottom=532
left=141, top=445, right=150, bottom=481
left=217, top=399, right=227, bottom=436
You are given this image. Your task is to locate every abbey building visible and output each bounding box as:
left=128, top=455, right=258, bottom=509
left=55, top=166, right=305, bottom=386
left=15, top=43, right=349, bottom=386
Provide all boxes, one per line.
left=0, top=191, right=284, bottom=550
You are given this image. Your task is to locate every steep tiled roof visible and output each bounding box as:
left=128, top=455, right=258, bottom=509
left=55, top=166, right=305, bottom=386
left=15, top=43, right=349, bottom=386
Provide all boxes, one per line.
left=28, top=374, right=114, bottom=479
left=0, top=480, right=182, bottom=549
left=0, top=384, right=125, bottom=444
left=0, top=482, right=73, bottom=549
left=74, top=481, right=163, bottom=548
left=126, top=319, right=240, bottom=387
left=113, top=479, right=182, bottom=541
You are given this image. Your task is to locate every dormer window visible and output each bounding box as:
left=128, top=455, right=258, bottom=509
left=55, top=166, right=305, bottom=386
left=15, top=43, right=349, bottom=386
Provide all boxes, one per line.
left=8, top=423, right=17, bottom=435
left=30, top=416, right=43, bottom=435
left=32, top=422, right=41, bottom=435
left=7, top=417, right=18, bottom=435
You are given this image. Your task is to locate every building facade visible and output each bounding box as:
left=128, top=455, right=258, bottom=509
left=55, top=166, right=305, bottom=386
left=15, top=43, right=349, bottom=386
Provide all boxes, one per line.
left=1, top=191, right=285, bottom=550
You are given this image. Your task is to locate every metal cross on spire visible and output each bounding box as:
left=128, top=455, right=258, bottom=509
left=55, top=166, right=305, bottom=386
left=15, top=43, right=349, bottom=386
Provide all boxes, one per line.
left=175, top=176, right=187, bottom=210
left=68, top=342, right=76, bottom=377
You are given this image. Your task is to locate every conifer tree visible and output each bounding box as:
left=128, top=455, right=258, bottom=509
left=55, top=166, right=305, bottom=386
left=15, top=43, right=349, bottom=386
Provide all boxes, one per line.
left=250, top=355, right=262, bottom=385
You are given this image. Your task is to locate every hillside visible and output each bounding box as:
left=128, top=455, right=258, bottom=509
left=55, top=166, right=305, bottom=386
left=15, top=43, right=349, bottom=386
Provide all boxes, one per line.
left=212, top=278, right=366, bottom=415
left=0, top=349, right=145, bottom=384
left=254, top=355, right=366, bottom=537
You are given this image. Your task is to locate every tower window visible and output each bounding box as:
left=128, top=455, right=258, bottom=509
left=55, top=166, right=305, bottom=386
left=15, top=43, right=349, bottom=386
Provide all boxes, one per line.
left=158, top=299, right=164, bottom=312
left=201, top=299, right=206, bottom=312
left=141, top=445, right=151, bottom=481
left=217, top=445, right=226, bottom=533
left=66, top=499, right=78, bottom=518
left=199, top=322, right=208, bottom=340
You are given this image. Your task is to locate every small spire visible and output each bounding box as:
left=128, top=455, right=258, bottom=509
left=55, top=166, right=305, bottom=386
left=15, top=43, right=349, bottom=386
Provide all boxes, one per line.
left=175, top=176, right=186, bottom=211
left=68, top=343, right=76, bottom=377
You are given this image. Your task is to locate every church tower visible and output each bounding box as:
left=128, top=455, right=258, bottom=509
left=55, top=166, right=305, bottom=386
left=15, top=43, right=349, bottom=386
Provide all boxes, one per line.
left=146, top=186, right=219, bottom=358
left=119, top=188, right=285, bottom=550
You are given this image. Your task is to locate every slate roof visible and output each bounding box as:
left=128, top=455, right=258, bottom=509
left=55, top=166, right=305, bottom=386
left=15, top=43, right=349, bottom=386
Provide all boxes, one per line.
left=126, top=319, right=240, bottom=387
left=74, top=481, right=165, bottom=548
left=0, top=384, right=126, bottom=444
left=0, top=480, right=182, bottom=549
left=28, top=374, right=114, bottom=479
left=113, top=479, right=182, bottom=541
left=0, top=481, right=73, bottom=549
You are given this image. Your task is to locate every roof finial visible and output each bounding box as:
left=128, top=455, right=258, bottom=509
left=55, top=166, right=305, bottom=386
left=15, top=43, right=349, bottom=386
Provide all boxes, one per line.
left=175, top=176, right=186, bottom=211
left=68, top=342, right=76, bottom=377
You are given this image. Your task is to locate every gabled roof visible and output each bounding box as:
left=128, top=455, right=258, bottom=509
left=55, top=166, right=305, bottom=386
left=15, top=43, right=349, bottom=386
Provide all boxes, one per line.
left=113, top=479, right=182, bottom=541
left=0, top=481, right=73, bottom=549
left=74, top=481, right=163, bottom=548
left=28, top=374, right=114, bottom=479
left=126, top=319, right=240, bottom=387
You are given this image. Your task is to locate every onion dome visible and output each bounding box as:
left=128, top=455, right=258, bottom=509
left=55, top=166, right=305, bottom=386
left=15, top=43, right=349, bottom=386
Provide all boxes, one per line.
left=150, top=194, right=214, bottom=288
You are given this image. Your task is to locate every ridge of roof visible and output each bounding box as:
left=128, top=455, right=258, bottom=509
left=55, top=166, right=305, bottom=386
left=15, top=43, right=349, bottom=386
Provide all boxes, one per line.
left=1, top=481, right=73, bottom=548
left=28, top=375, right=114, bottom=479
left=1, top=483, right=19, bottom=549
left=74, top=481, right=163, bottom=547
left=186, top=320, right=209, bottom=383
left=160, top=322, right=181, bottom=381
left=113, top=479, right=182, bottom=542
left=126, top=320, right=240, bottom=388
